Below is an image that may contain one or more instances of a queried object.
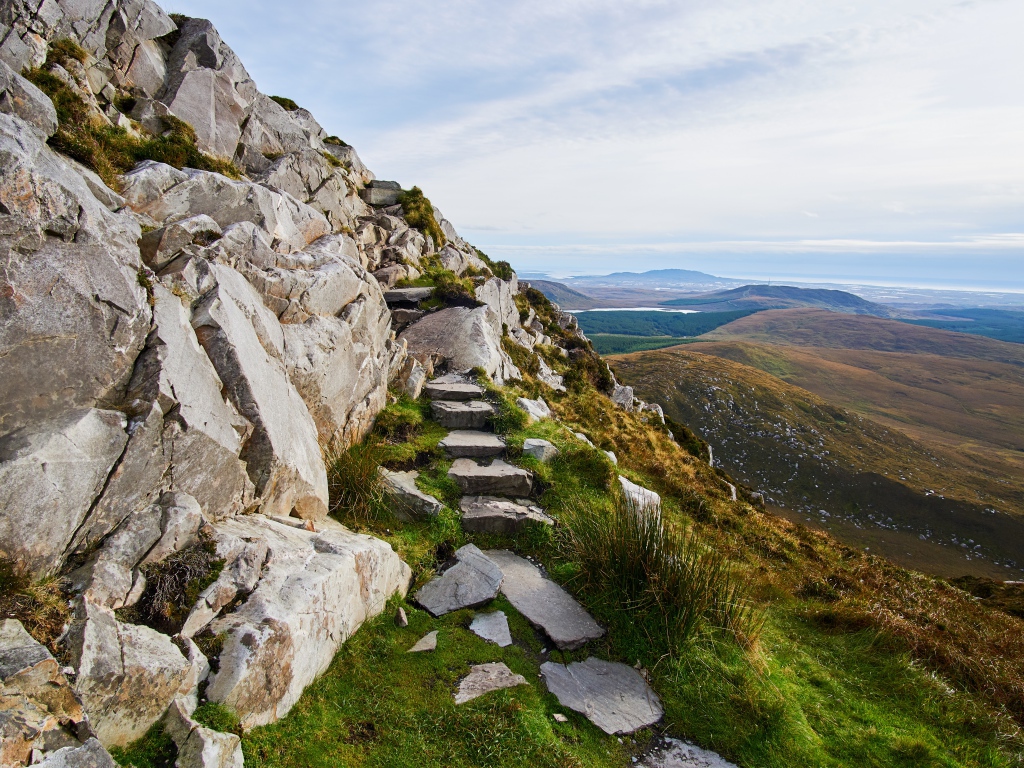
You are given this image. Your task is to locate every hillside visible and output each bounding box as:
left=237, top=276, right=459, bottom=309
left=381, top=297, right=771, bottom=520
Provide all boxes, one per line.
left=525, top=279, right=599, bottom=309
left=660, top=285, right=903, bottom=317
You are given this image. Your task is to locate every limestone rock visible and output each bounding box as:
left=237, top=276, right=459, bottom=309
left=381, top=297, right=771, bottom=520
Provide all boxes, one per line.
left=383, top=287, right=432, bottom=304
left=164, top=697, right=243, bottom=768
left=638, top=738, right=740, bottom=768
left=470, top=611, right=513, bottom=647
left=437, top=245, right=487, bottom=276
left=454, top=662, right=527, bottom=704
left=474, top=276, right=520, bottom=332
left=618, top=476, right=661, bottom=512
left=396, top=357, right=427, bottom=400
left=612, top=384, right=636, bottom=412
left=604, top=450, right=618, bottom=465
left=430, top=400, right=495, bottom=430
left=516, top=397, right=551, bottom=423
left=379, top=469, right=444, bottom=520
left=0, top=409, right=128, bottom=579
left=448, top=458, right=533, bottom=497
left=537, top=357, right=566, bottom=393
left=139, top=214, right=222, bottom=271
left=414, top=544, right=503, bottom=617
left=362, top=180, right=401, bottom=207
left=205, top=516, right=410, bottom=729
left=407, top=631, right=438, bottom=653
left=523, top=438, right=558, bottom=463
left=395, top=607, right=408, bottom=627
left=460, top=497, right=553, bottom=535
left=485, top=550, right=604, bottom=650
left=0, top=60, right=57, bottom=138
left=424, top=381, right=485, bottom=401
left=440, top=431, right=505, bottom=458
left=34, top=739, right=117, bottom=768
left=540, top=657, right=663, bottom=735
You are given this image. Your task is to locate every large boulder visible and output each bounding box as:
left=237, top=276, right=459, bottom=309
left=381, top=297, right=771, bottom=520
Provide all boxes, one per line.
left=475, top=276, right=519, bottom=332
left=0, top=60, right=57, bottom=138
left=399, top=306, right=520, bottom=385
left=204, top=516, right=411, bottom=728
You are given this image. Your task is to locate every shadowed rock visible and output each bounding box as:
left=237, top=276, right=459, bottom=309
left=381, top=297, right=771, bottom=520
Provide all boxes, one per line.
left=379, top=469, right=444, bottom=520
left=414, top=544, right=503, bottom=617
left=460, top=497, right=553, bottom=534
left=430, top=400, right=495, bottom=430
left=424, top=381, right=486, bottom=401
left=440, top=431, right=505, bottom=458
left=540, top=657, right=663, bottom=735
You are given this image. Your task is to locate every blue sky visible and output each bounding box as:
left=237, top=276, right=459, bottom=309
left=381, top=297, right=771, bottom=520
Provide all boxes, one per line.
left=166, top=0, right=1024, bottom=289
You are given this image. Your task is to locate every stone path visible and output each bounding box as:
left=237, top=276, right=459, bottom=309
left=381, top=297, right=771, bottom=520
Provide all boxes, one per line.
left=431, top=400, right=495, bottom=429
left=470, top=611, right=513, bottom=647
left=460, top=496, right=553, bottom=534
left=454, top=662, right=528, bottom=704
left=541, top=657, right=663, bottom=735
left=448, top=458, right=533, bottom=496
left=440, top=430, right=506, bottom=458
left=414, top=544, right=503, bottom=617
left=638, top=739, right=739, bottom=768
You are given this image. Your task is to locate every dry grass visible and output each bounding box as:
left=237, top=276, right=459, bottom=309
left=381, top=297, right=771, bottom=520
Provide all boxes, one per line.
left=325, top=438, right=394, bottom=525
left=0, top=563, right=71, bottom=654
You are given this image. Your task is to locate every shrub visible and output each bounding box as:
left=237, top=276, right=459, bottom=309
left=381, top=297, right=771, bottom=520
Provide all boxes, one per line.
left=475, top=249, right=515, bottom=280
left=325, top=439, right=394, bottom=525
left=397, top=187, right=447, bottom=248
left=324, top=135, right=349, bottom=147
left=270, top=95, right=300, bottom=111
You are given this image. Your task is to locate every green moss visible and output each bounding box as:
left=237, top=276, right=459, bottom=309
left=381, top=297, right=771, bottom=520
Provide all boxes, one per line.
left=193, top=702, right=242, bottom=735
left=269, top=95, right=300, bottom=111
left=398, top=187, right=447, bottom=248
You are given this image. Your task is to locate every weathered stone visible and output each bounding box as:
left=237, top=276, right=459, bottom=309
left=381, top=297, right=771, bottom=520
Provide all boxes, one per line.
left=34, top=739, right=117, bottom=768
left=67, top=601, right=196, bottom=747
left=414, top=544, right=503, bottom=617
left=424, top=381, right=485, bottom=401
left=448, top=459, right=533, bottom=497
left=604, top=450, right=618, bottom=465
left=430, top=400, right=495, bottom=430
left=537, top=356, right=566, bottom=392
left=523, top=438, right=558, bottom=463
left=0, top=409, right=128, bottom=579
left=407, top=631, right=438, bottom=653
left=139, top=214, right=222, bottom=271
left=205, top=516, right=410, bottom=728
left=516, top=397, right=551, bottom=423
left=460, top=497, right=553, bottom=535
left=379, top=469, right=444, bottom=520
left=454, top=662, right=527, bottom=704
left=399, top=306, right=521, bottom=386
left=383, top=287, right=432, bottom=304
left=470, top=611, right=513, bottom=647
left=540, top=657, right=663, bottom=735
left=396, top=356, right=427, bottom=400
left=362, top=180, right=402, bottom=207
left=485, top=550, right=604, bottom=650
left=638, top=738, right=740, bottom=768
left=0, top=60, right=57, bottom=138
left=440, top=430, right=505, bottom=458
left=642, top=403, right=666, bottom=424
left=437, top=245, right=487, bottom=276
left=164, top=697, right=243, bottom=768
left=395, top=607, right=408, bottom=627
left=142, top=492, right=204, bottom=565
left=475, top=276, right=519, bottom=331
left=612, top=384, right=636, bottom=412
left=619, top=476, right=661, bottom=512
left=574, top=432, right=595, bottom=447
left=391, top=307, right=425, bottom=328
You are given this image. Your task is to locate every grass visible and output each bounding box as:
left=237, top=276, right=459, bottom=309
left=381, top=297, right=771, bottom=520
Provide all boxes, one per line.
left=269, top=95, right=301, bottom=111
left=325, top=438, right=395, bottom=525
left=574, top=309, right=756, bottom=338
left=0, top=559, right=71, bottom=654
left=108, top=722, right=176, bottom=768
left=589, top=334, right=694, bottom=355
left=398, top=187, right=447, bottom=248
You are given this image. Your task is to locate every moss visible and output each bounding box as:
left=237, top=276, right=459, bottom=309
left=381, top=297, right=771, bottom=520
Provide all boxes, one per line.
left=475, top=248, right=515, bottom=280
left=193, top=702, right=242, bottom=736
left=269, top=95, right=300, bottom=111
left=47, top=38, right=89, bottom=67
left=398, top=187, right=447, bottom=248
left=108, top=721, right=176, bottom=768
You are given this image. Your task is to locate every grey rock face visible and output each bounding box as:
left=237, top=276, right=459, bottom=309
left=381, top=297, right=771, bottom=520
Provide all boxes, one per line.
left=618, top=476, right=661, bottom=512
left=379, top=468, right=444, bottom=520
left=0, top=409, right=128, bottom=579
left=430, top=400, right=495, bottom=430
left=474, top=276, right=520, bottom=331
left=439, top=430, right=505, bottom=458
left=540, top=657, right=663, bottom=735
left=523, top=438, right=558, bottom=463
left=612, top=384, right=636, bottom=412
left=205, top=516, right=411, bottom=729
left=0, top=60, right=57, bottom=137
left=414, top=544, right=503, bottom=617
left=470, top=611, right=513, bottom=647
left=454, top=662, right=527, bottom=705
left=396, top=356, right=427, bottom=400
left=448, top=458, right=533, bottom=497
left=362, top=180, right=402, bottom=207
left=638, top=738, right=739, bottom=768
left=516, top=397, right=551, bottom=423
left=484, top=550, right=604, bottom=650
left=139, top=214, right=222, bottom=271
left=460, top=497, right=553, bottom=535
left=424, top=381, right=485, bottom=401
left=34, top=739, right=117, bottom=768
left=383, top=287, right=432, bottom=304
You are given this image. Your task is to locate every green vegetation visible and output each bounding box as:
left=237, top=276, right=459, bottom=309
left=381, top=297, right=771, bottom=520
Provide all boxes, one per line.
left=574, top=309, right=756, bottom=338
left=108, top=722, right=176, bottom=768
left=398, top=187, right=447, bottom=247
left=475, top=249, right=515, bottom=280
left=24, top=42, right=240, bottom=188
left=193, top=702, right=242, bottom=735
left=904, top=308, right=1024, bottom=344
left=589, top=334, right=693, bottom=355
left=325, top=438, right=394, bottom=525
left=396, top=261, right=481, bottom=309
left=324, top=135, right=350, bottom=147
left=269, top=95, right=301, bottom=112
left=0, top=559, right=70, bottom=655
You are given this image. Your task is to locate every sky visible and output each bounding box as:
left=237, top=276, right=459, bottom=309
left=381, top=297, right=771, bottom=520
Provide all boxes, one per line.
left=165, top=0, right=1024, bottom=289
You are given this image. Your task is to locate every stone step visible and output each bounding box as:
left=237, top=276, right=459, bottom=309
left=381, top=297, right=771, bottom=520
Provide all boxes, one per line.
left=413, top=544, right=503, bottom=617
left=379, top=469, right=443, bottom=520
left=460, top=496, right=553, bottom=534
left=440, top=430, right=505, bottom=458
left=424, top=381, right=486, bottom=401
left=448, top=459, right=533, bottom=497
left=383, top=287, right=433, bottom=305
left=431, top=400, right=495, bottom=430
left=483, top=549, right=604, bottom=650
left=540, top=657, right=663, bottom=735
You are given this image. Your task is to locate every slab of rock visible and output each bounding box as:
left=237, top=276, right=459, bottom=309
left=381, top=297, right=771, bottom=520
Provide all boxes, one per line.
left=619, top=476, right=661, bottom=512
left=34, top=739, right=117, bottom=768
left=474, top=276, right=520, bottom=331
left=454, top=662, right=528, bottom=705
left=540, top=657, right=663, bottom=735
left=396, top=356, right=427, bottom=400
left=484, top=550, right=604, bottom=650
left=0, top=60, right=57, bottom=139
left=205, top=516, right=411, bottom=729
left=460, top=497, right=553, bottom=534
left=384, top=287, right=432, bottom=305
left=470, top=611, right=513, bottom=647
left=164, top=697, right=243, bottom=768
left=424, top=381, right=486, bottom=401
left=448, top=459, right=533, bottom=497
left=139, top=214, right=222, bottom=271
left=523, top=438, right=558, bottom=463
left=638, top=738, right=739, bottom=768
left=516, top=397, right=551, bottom=423
left=407, top=631, right=438, bottom=653
left=430, top=400, right=494, bottom=430
left=379, top=469, right=444, bottom=520
left=440, top=431, right=505, bottom=458
left=414, top=544, right=503, bottom=617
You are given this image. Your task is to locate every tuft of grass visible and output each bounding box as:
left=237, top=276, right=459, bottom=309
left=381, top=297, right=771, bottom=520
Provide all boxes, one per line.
left=325, top=438, right=394, bottom=525
left=488, top=389, right=531, bottom=435
left=108, top=721, right=176, bottom=768
left=47, top=38, right=88, bottom=67
left=323, top=135, right=349, bottom=147
left=475, top=249, right=515, bottom=280
left=0, top=560, right=71, bottom=654
left=269, top=95, right=300, bottom=111
left=193, top=702, right=242, bottom=735
left=502, top=336, right=540, bottom=378
left=398, top=187, right=447, bottom=248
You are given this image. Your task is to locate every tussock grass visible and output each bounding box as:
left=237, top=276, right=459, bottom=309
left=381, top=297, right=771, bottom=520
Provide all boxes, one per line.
left=325, top=438, right=394, bottom=525
left=398, top=187, right=447, bottom=248
left=269, top=95, right=300, bottom=111
left=0, top=559, right=71, bottom=654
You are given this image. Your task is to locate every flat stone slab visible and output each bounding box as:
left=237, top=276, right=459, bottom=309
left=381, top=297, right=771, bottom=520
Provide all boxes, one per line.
left=379, top=469, right=444, bottom=520
left=454, top=662, right=528, bottom=704
left=384, top=287, right=433, bottom=304
left=523, top=438, right=558, bottom=463
left=407, top=631, right=438, bottom=653
left=440, top=430, right=505, bottom=458
left=414, top=544, right=503, bottom=617
left=448, top=459, right=533, bottom=497
left=619, top=476, right=661, bottom=511
left=470, top=611, right=513, bottom=647
left=425, top=381, right=486, bottom=401
left=540, top=657, right=663, bottom=735
left=484, top=550, right=603, bottom=650
left=460, top=496, right=553, bottom=534
left=431, top=400, right=495, bottom=430
left=638, top=738, right=739, bottom=768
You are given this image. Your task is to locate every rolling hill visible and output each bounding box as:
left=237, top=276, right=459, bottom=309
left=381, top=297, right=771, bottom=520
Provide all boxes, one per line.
left=659, top=285, right=903, bottom=317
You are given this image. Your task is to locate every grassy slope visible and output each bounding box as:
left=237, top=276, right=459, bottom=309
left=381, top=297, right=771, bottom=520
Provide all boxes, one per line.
left=575, top=310, right=755, bottom=337
left=658, top=286, right=899, bottom=317
left=589, top=335, right=695, bottom=355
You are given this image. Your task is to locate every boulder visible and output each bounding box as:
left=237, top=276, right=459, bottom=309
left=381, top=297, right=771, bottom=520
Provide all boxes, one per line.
left=612, top=384, right=636, bottom=412
left=604, top=450, right=618, bottom=465
left=460, top=497, right=553, bottom=535
left=0, top=60, right=57, bottom=138
left=383, top=287, right=432, bottom=305
left=454, top=662, right=527, bottom=705
left=516, top=397, right=552, bottom=423
left=407, top=631, right=438, bottom=653
left=484, top=550, right=604, bottom=650
left=414, top=544, right=503, bottom=617
left=469, top=611, right=513, bottom=647
left=430, top=400, right=495, bottom=430
left=448, top=458, right=533, bottom=497
left=0, top=409, right=128, bottom=579
left=424, top=381, right=485, bottom=401
left=523, top=438, right=558, bottom=463
left=437, top=245, right=487, bottom=276
left=379, top=469, right=444, bottom=520
left=139, top=214, right=222, bottom=271
left=618, top=476, right=661, bottom=512
left=439, top=431, right=505, bottom=458
left=395, top=357, right=427, bottom=400
left=34, top=739, right=117, bottom=768
left=642, top=403, right=666, bottom=424
left=474, top=276, right=519, bottom=331
left=205, top=516, right=410, bottom=728
left=540, top=657, right=663, bottom=735
left=638, top=738, right=740, bottom=768
left=537, top=357, right=566, bottom=392
left=399, top=306, right=521, bottom=385
left=362, top=180, right=401, bottom=207
left=164, top=698, right=243, bottom=768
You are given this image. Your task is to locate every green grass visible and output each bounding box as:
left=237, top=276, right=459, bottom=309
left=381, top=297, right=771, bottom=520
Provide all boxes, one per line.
left=398, top=187, right=447, bottom=247
left=575, top=310, right=756, bottom=339
left=108, top=722, right=176, bottom=768
left=589, top=334, right=694, bottom=355
left=903, top=309, right=1024, bottom=345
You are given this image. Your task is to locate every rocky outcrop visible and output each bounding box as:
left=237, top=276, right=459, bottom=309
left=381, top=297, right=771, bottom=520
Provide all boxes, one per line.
left=399, top=306, right=520, bottom=385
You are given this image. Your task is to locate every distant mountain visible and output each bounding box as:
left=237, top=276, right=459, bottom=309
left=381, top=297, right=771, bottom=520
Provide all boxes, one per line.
left=523, top=280, right=599, bottom=309
left=566, top=269, right=743, bottom=287
left=659, top=284, right=903, bottom=318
